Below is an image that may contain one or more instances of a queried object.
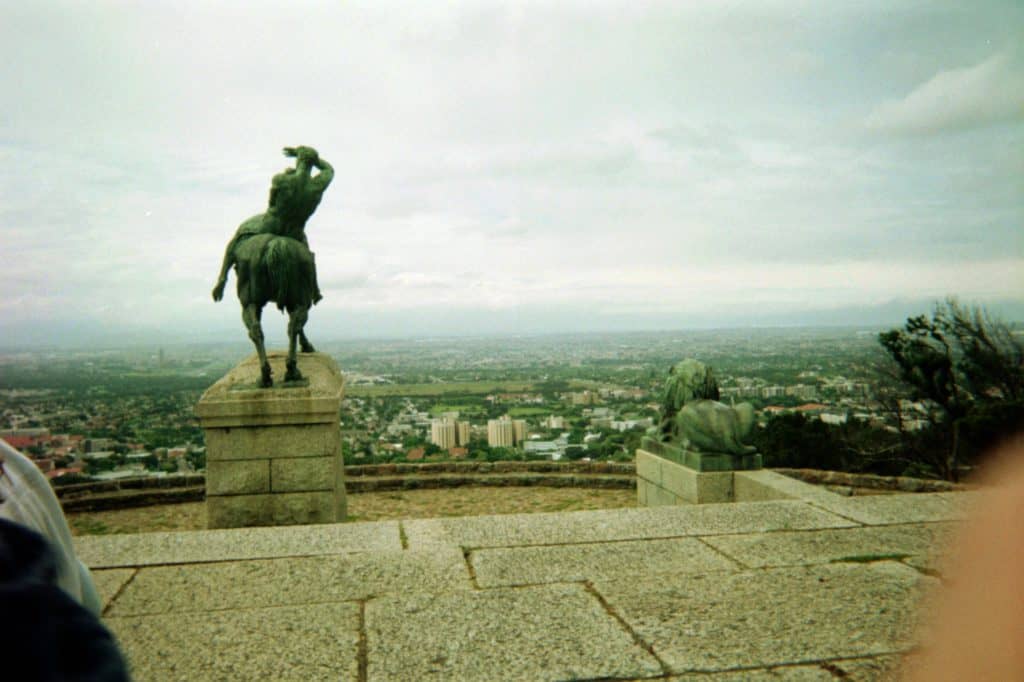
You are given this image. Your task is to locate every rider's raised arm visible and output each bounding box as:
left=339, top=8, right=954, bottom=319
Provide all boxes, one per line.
left=311, top=156, right=334, bottom=193
left=284, top=146, right=316, bottom=178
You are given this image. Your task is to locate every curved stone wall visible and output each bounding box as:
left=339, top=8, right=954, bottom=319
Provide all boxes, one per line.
left=55, top=461, right=637, bottom=512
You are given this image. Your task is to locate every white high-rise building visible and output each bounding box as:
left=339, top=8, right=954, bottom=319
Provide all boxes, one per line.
left=512, top=419, right=526, bottom=445
left=457, top=421, right=471, bottom=446
left=488, top=415, right=527, bottom=447
left=544, top=415, right=566, bottom=430
left=430, top=418, right=457, bottom=449
left=487, top=417, right=515, bottom=448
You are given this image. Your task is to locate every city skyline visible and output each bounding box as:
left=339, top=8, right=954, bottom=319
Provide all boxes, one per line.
left=2, top=2, right=1022, bottom=346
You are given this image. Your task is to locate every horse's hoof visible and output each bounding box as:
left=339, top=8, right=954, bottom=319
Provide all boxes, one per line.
left=260, top=365, right=273, bottom=388
left=300, top=343, right=316, bottom=353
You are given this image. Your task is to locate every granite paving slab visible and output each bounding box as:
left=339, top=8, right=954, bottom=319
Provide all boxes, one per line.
left=107, top=602, right=359, bottom=682
left=703, top=523, right=957, bottom=569
left=663, top=665, right=839, bottom=680
left=831, top=654, right=905, bottom=680
left=404, top=500, right=854, bottom=550
left=804, top=491, right=978, bottom=525
left=108, top=548, right=469, bottom=616
left=366, top=583, right=664, bottom=681
left=594, top=561, right=929, bottom=673
left=91, top=568, right=136, bottom=610
left=472, top=537, right=739, bottom=588
left=662, top=655, right=902, bottom=679
left=75, top=520, right=400, bottom=568
left=901, top=553, right=948, bottom=576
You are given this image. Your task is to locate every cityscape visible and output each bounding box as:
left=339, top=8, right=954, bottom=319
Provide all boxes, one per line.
left=0, top=326, right=932, bottom=483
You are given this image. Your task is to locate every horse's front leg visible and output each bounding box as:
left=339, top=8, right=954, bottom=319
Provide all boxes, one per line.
left=285, top=305, right=309, bottom=382
left=243, top=303, right=272, bottom=387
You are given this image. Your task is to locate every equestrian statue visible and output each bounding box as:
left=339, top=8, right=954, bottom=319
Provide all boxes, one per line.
left=212, top=145, right=333, bottom=388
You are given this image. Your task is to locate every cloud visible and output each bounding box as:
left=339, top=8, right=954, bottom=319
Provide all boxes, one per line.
left=1, top=2, right=1022, bottom=343
left=865, top=50, right=1024, bottom=135
left=319, top=274, right=371, bottom=291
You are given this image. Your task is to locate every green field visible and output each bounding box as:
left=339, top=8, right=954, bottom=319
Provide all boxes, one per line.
left=429, top=403, right=487, bottom=417
left=508, top=406, right=550, bottom=417
left=347, top=380, right=536, bottom=398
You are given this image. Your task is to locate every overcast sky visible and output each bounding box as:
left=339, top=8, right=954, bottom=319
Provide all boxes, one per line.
left=2, top=1, right=1022, bottom=345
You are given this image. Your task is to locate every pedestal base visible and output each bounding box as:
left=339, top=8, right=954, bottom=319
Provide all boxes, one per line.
left=195, top=352, right=346, bottom=528
left=636, top=439, right=763, bottom=506
left=640, top=437, right=762, bottom=471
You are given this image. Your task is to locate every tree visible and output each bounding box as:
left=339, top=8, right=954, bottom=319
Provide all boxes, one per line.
left=468, top=440, right=492, bottom=460
left=51, top=472, right=92, bottom=486
left=186, top=450, right=206, bottom=471
left=564, top=445, right=587, bottom=460
left=751, top=414, right=844, bottom=470
left=879, top=299, right=1024, bottom=480
left=486, top=446, right=519, bottom=462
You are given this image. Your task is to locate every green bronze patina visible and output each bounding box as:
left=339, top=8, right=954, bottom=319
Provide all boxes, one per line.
left=654, top=359, right=760, bottom=469
left=212, top=146, right=334, bottom=388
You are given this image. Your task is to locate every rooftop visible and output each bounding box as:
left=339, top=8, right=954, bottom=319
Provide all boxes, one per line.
left=77, top=483, right=973, bottom=681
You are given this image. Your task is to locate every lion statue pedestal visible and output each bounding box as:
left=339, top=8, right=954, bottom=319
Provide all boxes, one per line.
left=640, top=438, right=762, bottom=473
left=636, top=359, right=763, bottom=506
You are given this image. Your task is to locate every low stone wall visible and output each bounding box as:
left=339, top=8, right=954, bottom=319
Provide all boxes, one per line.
left=55, top=474, right=206, bottom=499
left=349, top=472, right=634, bottom=492
left=60, top=485, right=206, bottom=512
left=774, top=468, right=969, bottom=493
left=55, top=462, right=636, bottom=512
left=56, top=463, right=959, bottom=513
left=344, top=461, right=634, bottom=477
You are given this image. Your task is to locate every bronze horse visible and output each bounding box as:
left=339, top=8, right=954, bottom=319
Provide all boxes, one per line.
left=230, top=232, right=317, bottom=387
left=212, top=146, right=332, bottom=387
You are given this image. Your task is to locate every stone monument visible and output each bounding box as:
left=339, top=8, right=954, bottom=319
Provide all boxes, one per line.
left=636, top=359, right=761, bottom=505
left=198, top=146, right=346, bottom=528
left=196, top=352, right=346, bottom=528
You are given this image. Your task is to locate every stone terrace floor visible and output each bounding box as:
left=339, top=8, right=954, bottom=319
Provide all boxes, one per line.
left=75, top=490, right=975, bottom=681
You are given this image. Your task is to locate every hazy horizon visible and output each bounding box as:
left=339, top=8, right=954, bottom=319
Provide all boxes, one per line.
left=3, top=296, right=1023, bottom=353
left=2, top=1, right=1022, bottom=347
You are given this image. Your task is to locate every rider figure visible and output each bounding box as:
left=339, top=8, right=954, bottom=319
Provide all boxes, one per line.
left=212, top=145, right=333, bottom=303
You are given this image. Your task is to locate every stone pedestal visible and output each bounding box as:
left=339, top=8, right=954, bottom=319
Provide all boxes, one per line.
left=636, top=438, right=762, bottom=506
left=195, top=351, right=346, bottom=528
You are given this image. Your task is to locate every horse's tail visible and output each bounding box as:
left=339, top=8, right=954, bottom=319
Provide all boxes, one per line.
left=262, top=237, right=315, bottom=311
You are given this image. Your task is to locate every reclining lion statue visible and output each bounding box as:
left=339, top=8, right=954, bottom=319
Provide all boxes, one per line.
left=658, top=359, right=756, bottom=456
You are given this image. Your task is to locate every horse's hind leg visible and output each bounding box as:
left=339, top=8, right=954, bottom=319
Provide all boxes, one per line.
left=285, top=305, right=309, bottom=382
left=299, top=329, right=315, bottom=353
left=243, top=303, right=272, bottom=387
